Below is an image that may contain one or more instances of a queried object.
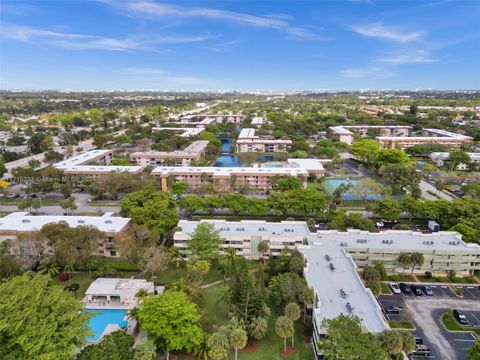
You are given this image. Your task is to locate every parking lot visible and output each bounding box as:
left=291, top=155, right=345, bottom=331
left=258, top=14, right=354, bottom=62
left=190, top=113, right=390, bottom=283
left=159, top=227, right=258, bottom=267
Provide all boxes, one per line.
left=379, top=284, right=480, bottom=360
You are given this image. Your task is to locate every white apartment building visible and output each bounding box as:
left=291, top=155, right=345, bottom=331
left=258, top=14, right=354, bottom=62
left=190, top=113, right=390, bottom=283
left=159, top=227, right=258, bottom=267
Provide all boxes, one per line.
left=430, top=152, right=480, bottom=170
left=174, top=219, right=480, bottom=358
left=0, top=212, right=131, bottom=258
left=328, top=125, right=412, bottom=145
left=54, top=149, right=144, bottom=176
left=152, top=127, right=205, bottom=137
left=130, top=140, right=209, bottom=167
left=177, top=114, right=244, bottom=124
left=235, top=128, right=292, bottom=153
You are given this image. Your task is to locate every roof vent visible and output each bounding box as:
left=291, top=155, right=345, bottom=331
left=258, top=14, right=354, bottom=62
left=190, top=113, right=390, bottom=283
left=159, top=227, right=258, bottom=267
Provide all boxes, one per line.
left=78, top=220, right=85, bottom=224
left=22, top=219, right=30, bottom=223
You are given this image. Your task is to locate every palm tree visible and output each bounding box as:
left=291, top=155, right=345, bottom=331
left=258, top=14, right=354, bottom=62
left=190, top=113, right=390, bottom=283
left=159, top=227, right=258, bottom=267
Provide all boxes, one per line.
left=168, top=246, right=185, bottom=268
left=284, top=303, right=301, bottom=347
left=257, top=240, right=269, bottom=262
left=38, top=263, right=59, bottom=277
left=135, top=288, right=150, bottom=301
left=216, top=284, right=230, bottom=309
left=410, top=252, right=424, bottom=276
left=194, top=336, right=209, bottom=360
left=229, top=327, right=247, bottom=360
left=275, top=316, right=294, bottom=353
left=298, top=286, right=314, bottom=323
left=397, top=253, right=411, bottom=277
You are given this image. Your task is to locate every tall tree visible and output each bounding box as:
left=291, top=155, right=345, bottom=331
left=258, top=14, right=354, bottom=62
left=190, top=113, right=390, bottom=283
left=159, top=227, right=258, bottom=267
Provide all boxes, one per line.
left=0, top=274, right=92, bottom=360
left=410, top=252, right=425, bottom=275
left=318, top=315, right=389, bottom=360
left=188, top=222, right=223, bottom=260
left=397, top=253, right=411, bottom=276
left=77, top=331, right=134, bottom=360
left=229, top=327, right=248, bottom=360
left=284, top=302, right=301, bottom=347
left=137, top=290, right=204, bottom=360
left=275, top=316, right=294, bottom=353
left=378, top=330, right=403, bottom=356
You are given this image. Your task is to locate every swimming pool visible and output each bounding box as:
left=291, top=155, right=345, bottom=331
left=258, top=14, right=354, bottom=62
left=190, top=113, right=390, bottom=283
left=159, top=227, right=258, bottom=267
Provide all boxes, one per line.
left=323, top=178, right=383, bottom=201
left=84, top=309, right=128, bottom=342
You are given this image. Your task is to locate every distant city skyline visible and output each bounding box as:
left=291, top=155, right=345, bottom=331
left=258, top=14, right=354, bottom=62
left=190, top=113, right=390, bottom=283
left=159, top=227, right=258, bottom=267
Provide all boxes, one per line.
left=1, top=0, right=480, bottom=90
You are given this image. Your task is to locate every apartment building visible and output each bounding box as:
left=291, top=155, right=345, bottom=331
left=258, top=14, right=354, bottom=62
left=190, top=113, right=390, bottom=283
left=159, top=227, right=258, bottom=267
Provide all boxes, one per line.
left=130, top=140, right=209, bottom=167
left=177, top=114, right=244, bottom=124
left=54, top=149, right=144, bottom=176
left=0, top=212, right=131, bottom=258
left=430, top=152, right=480, bottom=169
left=151, top=127, right=205, bottom=137
left=328, top=125, right=412, bottom=145
left=329, top=125, right=472, bottom=150
left=235, top=128, right=292, bottom=153
left=173, top=219, right=480, bottom=357
left=151, top=166, right=308, bottom=192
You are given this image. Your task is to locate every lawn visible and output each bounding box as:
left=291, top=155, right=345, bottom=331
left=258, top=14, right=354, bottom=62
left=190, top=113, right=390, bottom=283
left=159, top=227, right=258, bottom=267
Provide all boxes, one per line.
left=381, top=282, right=392, bottom=295
left=88, top=200, right=121, bottom=207
left=52, top=272, right=95, bottom=298
left=386, top=274, right=415, bottom=282
left=0, top=197, right=60, bottom=206
left=173, top=282, right=314, bottom=360
left=153, top=264, right=226, bottom=286
left=388, top=320, right=415, bottom=330
left=441, top=310, right=480, bottom=335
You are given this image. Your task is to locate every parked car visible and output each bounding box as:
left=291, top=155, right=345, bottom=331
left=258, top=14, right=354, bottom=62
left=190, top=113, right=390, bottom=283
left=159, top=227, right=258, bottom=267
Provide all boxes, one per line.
left=389, top=282, right=401, bottom=294
left=399, top=283, right=412, bottom=294
left=329, top=263, right=335, bottom=271
left=422, top=285, right=434, bottom=296
left=384, top=305, right=402, bottom=314
left=410, top=345, right=431, bottom=356
left=453, top=309, right=469, bottom=325
left=412, top=285, right=423, bottom=296
left=414, top=337, right=423, bottom=345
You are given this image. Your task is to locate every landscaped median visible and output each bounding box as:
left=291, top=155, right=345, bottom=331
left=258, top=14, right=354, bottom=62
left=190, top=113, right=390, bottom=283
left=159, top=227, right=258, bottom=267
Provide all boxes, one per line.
left=440, top=310, right=480, bottom=335
left=388, top=320, right=415, bottom=330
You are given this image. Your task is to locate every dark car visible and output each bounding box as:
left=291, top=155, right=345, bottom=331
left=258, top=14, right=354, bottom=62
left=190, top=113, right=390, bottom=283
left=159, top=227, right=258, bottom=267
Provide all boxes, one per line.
left=399, top=283, right=412, bottom=294
left=384, top=305, right=402, bottom=314
left=412, top=285, right=423, bottom=296
left=453, top=309, right=469, bottom=325
left=422, top=285, right=434, bottom=296
left=410, top=345, right=431, bottom=356
left=414, top=337, right=423, bottom=345
left=329, top=263, right=335, bottom=271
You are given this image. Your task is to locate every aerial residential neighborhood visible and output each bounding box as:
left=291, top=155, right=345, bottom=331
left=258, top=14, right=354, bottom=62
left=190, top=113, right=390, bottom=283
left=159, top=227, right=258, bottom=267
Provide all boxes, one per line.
left=1, top=1, right=480, bottom=360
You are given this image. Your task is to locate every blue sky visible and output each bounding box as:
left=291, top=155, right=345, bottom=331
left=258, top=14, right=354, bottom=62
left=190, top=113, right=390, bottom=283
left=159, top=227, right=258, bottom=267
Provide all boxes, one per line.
left=1, top=0, right=479, bottom=90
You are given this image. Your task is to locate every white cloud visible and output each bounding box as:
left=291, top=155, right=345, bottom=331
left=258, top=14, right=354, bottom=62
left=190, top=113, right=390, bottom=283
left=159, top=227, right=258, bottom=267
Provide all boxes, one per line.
left=342, top=66, right=393, bottom=79
left=351, top=23, right=423, bottom=43
left=379, top=51, right=437, bottom=64
left=118, top=1, right=323, bottom=40
left=0, top=22, right=211, bottom=51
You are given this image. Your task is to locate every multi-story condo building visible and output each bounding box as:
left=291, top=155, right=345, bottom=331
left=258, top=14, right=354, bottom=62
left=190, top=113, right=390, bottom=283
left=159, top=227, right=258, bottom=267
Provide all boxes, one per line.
left=152, top=166, right=308, bottom=192
left=235, top=128, right=292, bottom=153
left=130, top=140, right=209, bottom=167
left=328, top=125, right=412, bottom=145
left=329, top=125, right=472, bottom=149
left=54, top=149, right=144, bottom=176
left=0, top=212, right=131, bottom=258
left=174, top=220, right=480, bottom=359
left=377, top=129, right=473, bottom=150
left=430, top=152, right=480, bottom=170
left=151, top=127, right=205, bottom=137
left=177, top=114, right=244, bottom=124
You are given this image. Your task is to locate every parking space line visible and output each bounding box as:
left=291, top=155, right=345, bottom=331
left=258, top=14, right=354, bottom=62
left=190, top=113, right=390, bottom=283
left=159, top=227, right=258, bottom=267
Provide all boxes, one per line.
left=469, top=312, right=480, bottom=323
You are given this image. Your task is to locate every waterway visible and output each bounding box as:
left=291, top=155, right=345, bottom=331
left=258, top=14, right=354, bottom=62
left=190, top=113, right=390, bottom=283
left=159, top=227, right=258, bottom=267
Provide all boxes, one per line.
left=214, top=139, right=275, bottom=167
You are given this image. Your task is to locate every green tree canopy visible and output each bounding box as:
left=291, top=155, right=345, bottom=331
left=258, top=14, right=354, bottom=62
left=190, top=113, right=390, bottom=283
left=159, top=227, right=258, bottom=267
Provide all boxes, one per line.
left=137, top=290, right=204, bottom=360
left=0, top=274, right=92, bottom=360
left=121, top=188, right=179, bottom=237
left=77, top=331, right=134, bottom=360
left=187, top=222, right=224, bottom=260
left=318, top=315, right=389, bottom=360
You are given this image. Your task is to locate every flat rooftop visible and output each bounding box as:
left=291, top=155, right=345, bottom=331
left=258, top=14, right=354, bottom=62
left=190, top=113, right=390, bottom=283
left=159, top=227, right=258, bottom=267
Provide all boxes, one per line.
left=63, top=165, right=143, bottom=174
left=0, top=212, right=130, bottom=233
left=152, top=127, right=205, bottom=137
left=251, top=117, right=265, bottom=125
left=54, top=149, right=111, bottom=169
left=287, top=158, right=329, bottom=172
left=430, top=152, right=480, bottom=161
left=238, top=128, right=258, bottom=139
left=131, top=140, right=208, bottom=158
left=85, top=278, right=153, bottom=296
left=152, top=166, right=308, bottom=177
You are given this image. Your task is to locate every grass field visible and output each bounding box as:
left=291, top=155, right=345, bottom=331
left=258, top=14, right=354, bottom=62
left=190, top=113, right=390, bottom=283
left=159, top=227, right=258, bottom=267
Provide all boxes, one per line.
left=381, top=282, right=393, bottom=295
left=441, top=310, right=480, bottom=335
left=0, top=197, right=60, bottom=206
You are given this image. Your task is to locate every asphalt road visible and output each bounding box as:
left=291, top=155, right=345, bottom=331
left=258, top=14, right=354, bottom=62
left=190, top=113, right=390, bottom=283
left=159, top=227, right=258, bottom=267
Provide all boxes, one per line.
left=419, top=179, right=455, bottom=202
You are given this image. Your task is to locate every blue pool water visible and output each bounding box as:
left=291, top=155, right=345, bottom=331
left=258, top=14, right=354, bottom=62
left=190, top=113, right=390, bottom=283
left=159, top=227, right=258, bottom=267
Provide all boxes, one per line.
left=323, top=179, right=383, bottom=201
left=84, top=309, right=128, bottom=342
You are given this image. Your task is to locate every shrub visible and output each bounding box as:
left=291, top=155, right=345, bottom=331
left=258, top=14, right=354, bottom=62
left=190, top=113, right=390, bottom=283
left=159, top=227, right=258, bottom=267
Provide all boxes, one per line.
left=424, top=271, right=433, bottom=279
left=57, top=272, right=71, bottom=281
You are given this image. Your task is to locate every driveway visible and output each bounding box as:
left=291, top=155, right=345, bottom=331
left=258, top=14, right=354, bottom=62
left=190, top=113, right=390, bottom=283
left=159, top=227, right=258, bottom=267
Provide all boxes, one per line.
left=405, top=297, right=480, bottom=360
left=419, top=179, right=454, bottom=202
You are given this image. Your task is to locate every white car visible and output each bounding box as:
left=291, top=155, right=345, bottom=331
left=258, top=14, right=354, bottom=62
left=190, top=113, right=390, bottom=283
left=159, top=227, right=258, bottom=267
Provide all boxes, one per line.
left=389, top=282, right=401, bottom=294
